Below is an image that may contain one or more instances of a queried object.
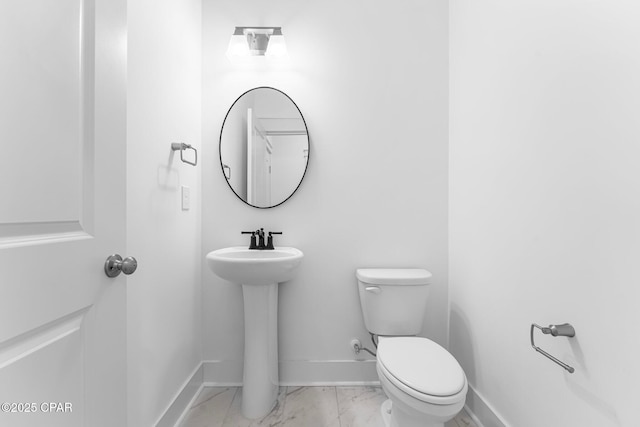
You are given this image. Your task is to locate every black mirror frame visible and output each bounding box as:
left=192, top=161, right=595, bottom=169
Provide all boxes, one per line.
left=219, top=86, right=310, bottom=209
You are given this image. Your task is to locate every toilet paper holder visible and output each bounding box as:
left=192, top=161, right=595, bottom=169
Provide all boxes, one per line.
left=530, top=323, right=575, bottom=373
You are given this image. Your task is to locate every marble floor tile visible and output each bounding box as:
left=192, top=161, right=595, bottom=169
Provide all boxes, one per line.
left=336, top=386, right=387, bottom=427
left=179, top=387, right=236, bottom=427
left=221, top=386, right=287, bottom=427
left=447, top=409, right=476, bottom=427
left=179, top=386, right=478, bottom=427
left=280, top=386, right=341, bottom=427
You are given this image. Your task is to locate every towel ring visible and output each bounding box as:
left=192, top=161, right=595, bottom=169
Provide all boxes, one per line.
left=222, top=164, right=231, bottom=180
left=171, top=142, right=197, bottom=166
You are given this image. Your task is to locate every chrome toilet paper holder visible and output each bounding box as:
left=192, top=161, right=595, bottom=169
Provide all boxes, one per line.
left=530, top=323, right=576, bottom=373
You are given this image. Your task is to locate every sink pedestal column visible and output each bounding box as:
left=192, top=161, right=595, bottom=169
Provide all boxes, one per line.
left=241, top=282, right=279, bottom=419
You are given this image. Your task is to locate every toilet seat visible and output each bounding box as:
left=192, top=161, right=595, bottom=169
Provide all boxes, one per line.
left=377, top=337, right=467, bottom=406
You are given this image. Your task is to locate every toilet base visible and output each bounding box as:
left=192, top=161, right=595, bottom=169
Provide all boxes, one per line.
left=380, top=399, right=445, bottom=427
left=381, top=399, right=392, bottom=426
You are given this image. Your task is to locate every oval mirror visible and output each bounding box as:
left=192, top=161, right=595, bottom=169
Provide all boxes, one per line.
left=219, top=87, right=309, bottom=209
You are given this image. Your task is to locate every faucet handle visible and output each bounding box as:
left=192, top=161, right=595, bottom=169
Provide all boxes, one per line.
left=241, top=231, right=258, bottom=249
left=265, top=231, right=283, bottom=250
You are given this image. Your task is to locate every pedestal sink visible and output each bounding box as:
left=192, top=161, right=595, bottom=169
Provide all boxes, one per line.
left=205, top=246, right=303, bottom=419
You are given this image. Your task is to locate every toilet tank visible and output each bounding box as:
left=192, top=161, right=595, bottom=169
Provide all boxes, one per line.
left=356, top=268, right=432, bottom=336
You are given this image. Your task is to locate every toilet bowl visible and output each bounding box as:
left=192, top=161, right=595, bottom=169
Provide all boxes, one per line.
left=376, top=336, right=467, bottom=427
left=356, top=268, right=468, bottom=427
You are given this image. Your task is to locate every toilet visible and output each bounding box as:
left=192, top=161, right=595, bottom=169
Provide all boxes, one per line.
left=357, top=268, right=468, bottom=427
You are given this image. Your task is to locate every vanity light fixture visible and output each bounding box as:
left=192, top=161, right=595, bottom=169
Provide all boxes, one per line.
left=226, top=26, right=288, bottom=59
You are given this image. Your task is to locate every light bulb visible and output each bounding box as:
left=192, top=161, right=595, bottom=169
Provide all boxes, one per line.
left=265, top=32, right=288, bottom=58
left=226, top=33, right=250, bottom=58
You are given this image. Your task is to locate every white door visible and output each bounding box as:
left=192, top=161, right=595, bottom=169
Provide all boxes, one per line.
left=0, top=1, right=128, bottom=426
left=247, top=108, right=272, bottom=207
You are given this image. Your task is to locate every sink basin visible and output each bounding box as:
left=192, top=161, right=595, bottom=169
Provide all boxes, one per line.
left=206, top=246, right=303, bottom=286
left=206, top=245, right=304, bottom=418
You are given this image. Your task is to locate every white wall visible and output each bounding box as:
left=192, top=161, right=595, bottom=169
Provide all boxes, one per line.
left=126, top=0, right=202, bottom=425
left=202, top=0, right=449, bottom=383
left=449, top=1, right=640, bottom=426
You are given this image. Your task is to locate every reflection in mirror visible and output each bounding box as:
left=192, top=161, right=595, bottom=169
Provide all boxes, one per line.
left=219, top=87, right=309, bottom=208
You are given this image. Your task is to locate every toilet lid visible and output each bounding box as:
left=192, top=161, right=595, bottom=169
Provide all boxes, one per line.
left=377, top=337, right=466, bottom=397
left=356, top=268, right=432, bottom=286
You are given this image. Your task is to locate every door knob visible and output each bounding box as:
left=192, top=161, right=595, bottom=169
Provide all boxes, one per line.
left=104, top=254, right=138, bottom=278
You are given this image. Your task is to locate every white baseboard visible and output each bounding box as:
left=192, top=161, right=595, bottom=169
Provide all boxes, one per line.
left=202, top=359, right=379, bottom=386
left=464, top=384, right=508, bottom=427
left=154, top=363, right=203, bottom=427
left=279, top=359, right=379, bottom=386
